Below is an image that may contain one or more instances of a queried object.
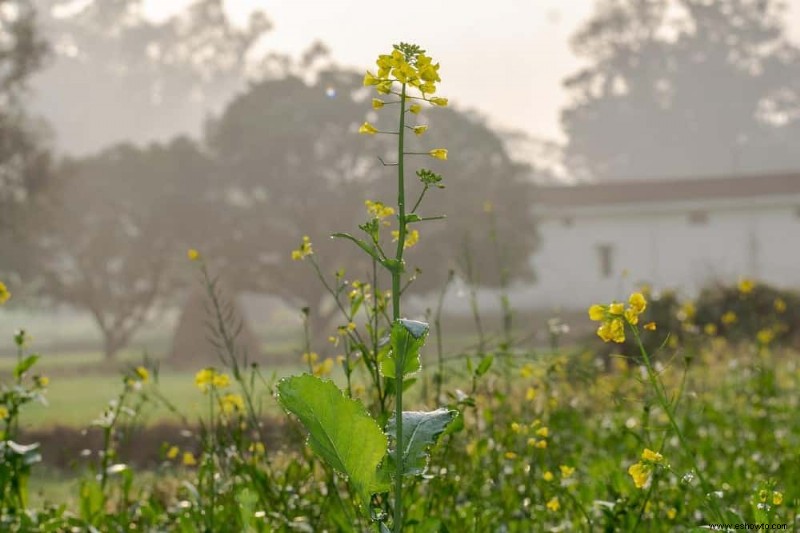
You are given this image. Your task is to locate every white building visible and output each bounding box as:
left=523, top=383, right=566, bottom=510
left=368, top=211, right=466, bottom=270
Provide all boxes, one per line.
left=511, top=173, right=800, bottom=311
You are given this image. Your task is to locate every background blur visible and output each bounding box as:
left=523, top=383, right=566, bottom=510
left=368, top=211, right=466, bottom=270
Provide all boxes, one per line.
left=2, top=0, right=800, bottom=368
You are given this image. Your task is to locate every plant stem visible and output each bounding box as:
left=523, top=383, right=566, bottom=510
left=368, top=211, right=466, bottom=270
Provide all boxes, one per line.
left=392, top=82, right=407, bottom=533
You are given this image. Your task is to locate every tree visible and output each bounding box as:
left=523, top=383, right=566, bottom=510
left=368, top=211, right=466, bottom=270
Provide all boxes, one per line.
left=30, top=0, right=271, bottom=154
left=562, top=0, right=800, bottom=180
left=0, top=0, right=49, bottom=225
left=33, top=138, right=213, bottom=359
left=202, top=67, right=538, bottom=335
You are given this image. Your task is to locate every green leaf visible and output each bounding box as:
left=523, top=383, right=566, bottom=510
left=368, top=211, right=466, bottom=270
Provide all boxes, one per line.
left=14, top=354, right=39, bottom=380
left=381, top=319, right=429, bottom=379
left=386, top=408, right=457, bottom=476
left=276, top=374, right=389, bottom=504
left=331, top=232, right=383, bottom=264
left=475, top=355, right=494, bottom=377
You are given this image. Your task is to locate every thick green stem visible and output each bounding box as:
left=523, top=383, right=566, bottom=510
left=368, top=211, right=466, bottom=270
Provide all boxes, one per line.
left=392, top=82, right=407, bottom=533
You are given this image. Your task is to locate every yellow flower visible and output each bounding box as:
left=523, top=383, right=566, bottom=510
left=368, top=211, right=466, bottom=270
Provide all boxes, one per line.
left=543, top=471, right=554, bottom=482
left=429, top=148, right=448, bottom=160
left=166, top=446, right=179, bottom=459
left=535, top=439, right=547, bottom=449
left=0, top=405, right=8, bottom=419
left=588, top=304, right=605, bottom=321
left=372, top=98, right=384, bottom=109
left=291, top=236, right=313, bottom=261
left=135, top=366, right=149, bottom=382
left=738, top=278, right=755, bottom=294
left=644, top=322, right=656, bottom=331
left=195, top=368, right=230, bottom=393
left=409, top=103, right=422, bottom=114
left=187, top=249, right=200, bottom=261
left=629, top=292, right=647, bottom=314
left=313, top=358, right=334, bottom=377
left=704, top=323, right=718, bottom=336
left=721, top=311, right=737, bottom=325
left=35, top=375, right=49, bottom=388
left=365, top=200, right=395, bottom=219
left=609, top=302, right=625, bottom=315
left=510, top=422, right=522, bottom=434
left=413, top=125, right=428, bottom=136
left=429, top=97, right=448, bottom=107
left=666, top=508, right=677, bottom=520
left=525, top=387, right=536, bottom=401
left=759, top=489, right=768, bottom=502
left=598, top=318, right=625, bottom=343
left=535, top=427, right=549, bottom=438
left=391, top=229, right=420, bottom=249
left=376, top=80, right=393, bottom=94
left=359, top=122, right=379, bottom=135
left=504, top=451, right=517, bottom=460
left=220, top=393, right=245, bottom=414
left=302, top=352, right=319, bottom=364
left=624, top=308, right=639, bottom=325
left=757, top=328, right=774, bottom=345
left=546, top=497, right=560, bottom=512
left=628, top=462, right=651, bottom=489
left=680, top=301, right=696, bottom=321
left=559, top=465, right=575, bottom=478
left=363, top=71, right=379, bottom=86
left=774, top=298, right=787, bottom=313
left=773, top=491, right=783, bottom=505
left=0, top=281, right=11, bottom=304
left=182, top=452, right=197, bottom=466
left=641, top=448, right=664, bottom=463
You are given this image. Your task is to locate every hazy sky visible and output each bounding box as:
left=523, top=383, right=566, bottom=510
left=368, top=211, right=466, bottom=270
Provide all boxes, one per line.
left=145, top=0, right=800, bottom=143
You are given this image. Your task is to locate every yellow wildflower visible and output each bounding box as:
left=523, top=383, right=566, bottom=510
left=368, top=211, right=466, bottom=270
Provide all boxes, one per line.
left=363, top=71, right=379, bottom=86
left=546, top=497, right=560, bottom=512
left=429, top=97, right=448, bottom=106
left=588, top=304, right=605, bottom=321
left=376, top=80, right=393, bottom=94
left=629, top=292, right=647, bottom=314
left=220, top=393, right=245, bottom=414
left=666, top=508, right=677, bottom=520
left=429, top=148, right=448, bottom=160
left=624, top=308, right=639, bottom=325
left=212, top=372, right=230, bottom=389
left=543, top=471, right=554, bottom=482
left=135, top=366, right=149, bottom=382
left=504, top=451, right=517, bottom=460
left=291, top=236, right=313, bottom=261
left=559, top=465, right=575, bottom=478
left=535, top=440, right=547, bottom=449
left=359, top=122, right=379, bottom=135
left=609, top=302, right=625, bottom=315
left=372, top=98, right=384, bottom=109
left=759, top=489, right=768, bottom=502
left=525, top=387, right=536, bottom=401
left=0, top=405, right=8, bottom=419
left=704, top=323, right=718, bottom=336
left=774, top=298, right=787, bottom=313
left=250, top=442, right=266, bottom=455
left=738, top=278, right=755, bottom=294
left=36, top=375, right=49, bottom=387
left=0, top=281, right=11, bottom=304
left=641, top=448, right=664, bottom=463
left=510, top=422, right=522, bottom=434
left=628, top=462, right=651, bottom=489
left=757, top=328, right=774, bottom=345
left=391, top=229, right=420, bottom=249
left=680, top=301, right=696, bottom=321
left=365, top=200, right=395, bottom=219
left=187, top=249, right=200, bottom=261
left=644, top=322, right=656, bottom=331
left=773, top=491, right=783, bottom=505
left=302, top=352, right=319, bottom=364
left=313, top=358, right=334, bottom=377
left=182, top=452, right=197, bottom=466
left=195, top=368, right=230, bottom=393
left=535, top=427, right=549, bottom=438
left=166, top=446, right=179, bottom=459
left=413, top=125, right=428, bottom=136
left=721, top=311, right=737, bottom=325
left=409, top=103, right=422, bottom=114
left=597, top=318, right=625, bottom=343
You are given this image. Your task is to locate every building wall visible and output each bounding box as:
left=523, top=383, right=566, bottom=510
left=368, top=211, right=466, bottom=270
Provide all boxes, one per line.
left=509, top=194, right=800, bottom=311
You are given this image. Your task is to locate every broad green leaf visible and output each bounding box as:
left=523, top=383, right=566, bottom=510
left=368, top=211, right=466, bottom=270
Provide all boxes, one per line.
left=381, top=319, right=429, bottom=379
left=276, top=374, right=389, bottom=503
left=386, top=408, right=457, bottom=476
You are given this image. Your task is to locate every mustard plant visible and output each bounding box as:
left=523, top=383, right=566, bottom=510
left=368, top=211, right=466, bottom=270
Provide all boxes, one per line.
left=280, top=43, right=457, bottom=532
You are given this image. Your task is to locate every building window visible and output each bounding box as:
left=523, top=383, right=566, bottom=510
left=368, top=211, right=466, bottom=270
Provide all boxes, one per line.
left=688, top=210, right=709, bottom=225
left=596, top=244, right=614, bottom=279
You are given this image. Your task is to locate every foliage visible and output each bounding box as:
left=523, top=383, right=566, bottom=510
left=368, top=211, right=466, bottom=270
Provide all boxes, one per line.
left=563, top=0, right=800, bottom=180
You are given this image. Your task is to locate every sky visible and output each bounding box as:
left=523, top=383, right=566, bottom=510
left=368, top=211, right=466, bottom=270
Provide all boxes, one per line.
left=144, top=0, right=800, bottom=143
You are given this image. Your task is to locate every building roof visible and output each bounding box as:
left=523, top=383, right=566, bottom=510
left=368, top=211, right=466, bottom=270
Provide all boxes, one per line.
left=535, top=172, right=800, bottom=208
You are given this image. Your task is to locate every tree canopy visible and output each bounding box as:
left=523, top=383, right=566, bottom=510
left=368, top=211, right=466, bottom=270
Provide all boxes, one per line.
left=562, top=0, right=800, bottom=180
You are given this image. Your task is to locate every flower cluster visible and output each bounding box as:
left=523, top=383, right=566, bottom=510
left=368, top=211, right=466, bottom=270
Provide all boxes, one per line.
left=360, top=43, right=447, bottom=161
left=588, top=292, right=649, bottom=343
left=627, top=448, right=665, bottom=489
left=291, top=236, right=313, bottom=261
left=194, top=368, right=231, bottom=393
left=0, top=280, right=10, bottom=304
